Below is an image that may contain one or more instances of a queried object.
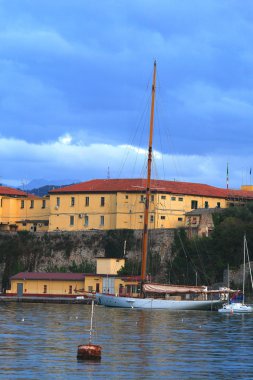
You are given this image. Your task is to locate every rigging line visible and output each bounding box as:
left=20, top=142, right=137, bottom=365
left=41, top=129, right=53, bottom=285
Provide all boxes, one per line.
left=152, top=160, right=159, bottom=181
left=156, top=73, right=182, bottom=182
left=130, top=98, right=150, bottom=179
left=177, top=230, right=202, bottom=279
left=154, top=92, right=166, bottom=181
left=192, top=238, right=211, bottom=284
left=156, top=107, right=166, bottom=181
left=117, top=76, right=152, bottom=179
left=245, top=237, right=253, bottom=290
left=118, top=94, right=150, bottom=179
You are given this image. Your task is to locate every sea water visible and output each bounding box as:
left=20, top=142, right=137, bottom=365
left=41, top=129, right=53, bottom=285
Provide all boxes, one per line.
left=0, top=303, right=253, bottom=379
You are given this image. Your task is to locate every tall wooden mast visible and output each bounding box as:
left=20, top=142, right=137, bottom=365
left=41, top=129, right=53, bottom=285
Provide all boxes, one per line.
left=141, top=60, right=157, bottom=281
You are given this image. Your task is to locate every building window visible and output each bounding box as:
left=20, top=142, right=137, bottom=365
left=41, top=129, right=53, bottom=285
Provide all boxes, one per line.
left=161, top=216, right=166, bottom=220
left=88, top=286, right=93, bottom=293
left=217, top=202, right=221, bottom=208
left=71, top=197, right=75, bottom=207
left=70, top=215, right=74, bottom=225
left=85, top=196, right=89, bottom=206
left=100, top=197, right=105, bottom=207
left=204, top=201, right=209, bottom=208
left=21, top=200, right=24, bottom=209
left=125, top=195, right=128, bottom=200
left=191, top=200, right=198, bottom=209
left=161, top=195, right=166, bottom=200
left=178, top=217, right=183, bottom=221
left=30, top=200, right=34, bottom=209
left=42, top=199, right=46, bottom=209
left=151, top=195, right=154, bottom=202
left=84, top=215, right=89, bottom=226
left=56, top=197, right=60, bottom=207
left=43, top=285, right=47, bottom=294
left=171, top=196, right=176, bottom=201
left=139, top=215, right=143, bottom=219
left=140, top=195, right=145, bottom=203
left=69, top=285, right=72, bottom=294
left=100, top=216, right=104, bottom=226
left=150, top=215, right=154, bottom=222
left=178, top=197, right=183, bottom=201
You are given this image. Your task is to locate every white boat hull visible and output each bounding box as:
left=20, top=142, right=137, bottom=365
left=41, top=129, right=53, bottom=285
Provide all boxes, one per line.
left=96, top=294, right=221, bottom=310
left=218, top=302, right=253, bottom=314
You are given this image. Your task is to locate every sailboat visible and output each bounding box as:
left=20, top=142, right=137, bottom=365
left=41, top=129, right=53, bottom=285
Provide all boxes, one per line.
left=96, top=61, right=222, bottom=310
left=218, top=234, right=253, bottom=314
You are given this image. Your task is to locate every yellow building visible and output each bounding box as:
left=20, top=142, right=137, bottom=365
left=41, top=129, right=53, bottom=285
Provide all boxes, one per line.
left=48, top=178, right=253, bottom=232
left=2, top=180, right=253, bottom=233
left=0, top=185, right=49, bottom=232
left=7, top=258, right=139, bottom=298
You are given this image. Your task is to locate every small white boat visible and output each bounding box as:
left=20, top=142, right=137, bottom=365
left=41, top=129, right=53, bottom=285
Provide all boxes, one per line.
left=218, top=235, right=253, bottom=314
left=218, top=302, right=253, bottom=314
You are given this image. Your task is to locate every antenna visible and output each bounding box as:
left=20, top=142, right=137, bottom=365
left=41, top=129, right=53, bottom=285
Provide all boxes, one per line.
left=107, top=166, right=110, bottom=179
left=123, top=240, right=127, bottom=257
left=226, top=162, right=229, bottom=189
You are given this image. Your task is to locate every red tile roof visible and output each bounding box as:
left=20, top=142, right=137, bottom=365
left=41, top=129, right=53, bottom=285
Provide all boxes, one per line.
left=49, top=178, right=253, bottom=200
left=10, top=272, right=86, bottom=281
left=0, top=186, right=27, bottom=197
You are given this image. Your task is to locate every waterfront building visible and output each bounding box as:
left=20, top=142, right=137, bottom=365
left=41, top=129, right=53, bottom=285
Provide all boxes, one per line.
left=2, top=180, right=253, bottom=234
left=185, top=207, right=224, bottom=238
left=6, top=258, right=139, bottom=298
left=0, top=185, right=49, bottom=232
left=48, top=178, right=253, bottom=232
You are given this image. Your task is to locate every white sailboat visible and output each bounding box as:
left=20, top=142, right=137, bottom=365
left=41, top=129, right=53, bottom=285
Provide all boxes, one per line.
left=96, top=61, right=222, bottom=310
left=218, top=234, right=253, bottom=314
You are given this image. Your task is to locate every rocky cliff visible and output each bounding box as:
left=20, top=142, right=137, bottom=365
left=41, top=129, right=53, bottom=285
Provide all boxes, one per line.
left=0, top=229, right=175, bottom=290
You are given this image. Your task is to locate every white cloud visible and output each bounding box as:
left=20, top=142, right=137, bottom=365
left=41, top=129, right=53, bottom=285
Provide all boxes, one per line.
left=0, top=135, right=249, bottom=190
left=58, top=133, right=72, bottom=145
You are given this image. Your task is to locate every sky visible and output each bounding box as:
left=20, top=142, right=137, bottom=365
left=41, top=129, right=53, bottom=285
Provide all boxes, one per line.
left=1, top=0, right=253, bottom=189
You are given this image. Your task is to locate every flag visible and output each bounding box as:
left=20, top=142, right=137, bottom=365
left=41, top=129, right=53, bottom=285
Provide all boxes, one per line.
left=250, top=168, right=252, bottom=176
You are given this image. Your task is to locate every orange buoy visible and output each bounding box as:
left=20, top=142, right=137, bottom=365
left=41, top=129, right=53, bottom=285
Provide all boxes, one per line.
left=77, top=298, right=102, bottom=360
left=77, top=344, right=102, bottom=360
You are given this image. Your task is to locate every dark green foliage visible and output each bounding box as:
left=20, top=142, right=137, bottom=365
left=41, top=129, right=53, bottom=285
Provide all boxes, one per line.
left=46, top=260, right=96, bottom=274
left=117, top=258, right=141, bottom=276
left=68, top=260, right=96, bottom=273
left=0, top=232, right=45, bottom=289
left=0, top=232, right=95, bottom=290
left=167, top=203, right=253, bottom=286
left=104, top=229, right=136, bottom=258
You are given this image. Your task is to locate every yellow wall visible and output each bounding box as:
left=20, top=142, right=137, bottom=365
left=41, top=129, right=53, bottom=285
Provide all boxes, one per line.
left=49, top=193, right=117, bottom=231
left=0, top=189, right=228, bottom=233
left=7, top=274, right=138, bottom=296
left=49, top=191, right=226, bottom=231
left=8, top=279, right=85, bottom=295
left=96, top=258, right=125, bottom=275
left=241, top=185, right=253, bottom=191
left=0, top=196, right=49, bottom=231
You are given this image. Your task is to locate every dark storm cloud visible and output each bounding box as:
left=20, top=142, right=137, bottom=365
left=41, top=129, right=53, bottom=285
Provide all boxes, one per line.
left=0, top=0, right=253, bottom=187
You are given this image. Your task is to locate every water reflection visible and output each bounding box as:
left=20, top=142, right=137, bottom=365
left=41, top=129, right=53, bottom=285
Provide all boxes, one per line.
left=0, top=303, right=253, bottom=379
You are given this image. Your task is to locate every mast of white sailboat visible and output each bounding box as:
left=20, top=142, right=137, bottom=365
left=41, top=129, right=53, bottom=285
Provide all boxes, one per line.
left=243, top=234, right=246, bottom=305
left=141, top=60, right=157, bottom=282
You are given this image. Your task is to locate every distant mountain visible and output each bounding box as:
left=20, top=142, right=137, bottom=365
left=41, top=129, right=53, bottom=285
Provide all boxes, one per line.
left=14, top=179, right=80, bottom=197
left=27, top=185, right=60, bottom=197
left=23, top=178, right=80, bottom=191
